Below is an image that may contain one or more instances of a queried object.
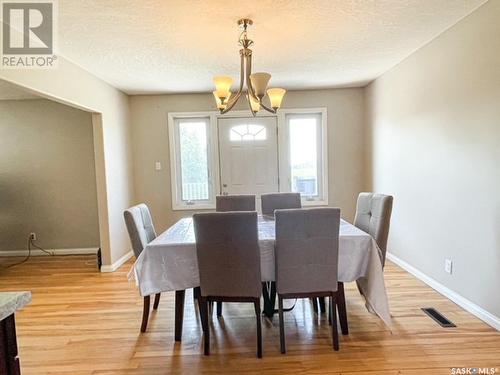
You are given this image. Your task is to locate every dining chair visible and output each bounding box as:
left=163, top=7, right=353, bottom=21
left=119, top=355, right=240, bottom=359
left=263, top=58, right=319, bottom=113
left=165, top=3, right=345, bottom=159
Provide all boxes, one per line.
left=214, top=194, right=256, bottom=317
left=216, top=194, right=256, bottom=212
left=124, top=203, right=187, bottom=341
left=261, top=192, right=301, bottom=217
left=354, top=192, right=393, bottom=267
left=193, top=211, right=263, bottom=358
left=124, top=204, right=161, bottom=332
left=275, top=207, right=344, bottom=353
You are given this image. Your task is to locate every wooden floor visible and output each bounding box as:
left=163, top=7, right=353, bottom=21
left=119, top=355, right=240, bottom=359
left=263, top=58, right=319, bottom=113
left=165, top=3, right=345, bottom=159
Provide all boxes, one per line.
left=0, top=256, right=498, bottom=375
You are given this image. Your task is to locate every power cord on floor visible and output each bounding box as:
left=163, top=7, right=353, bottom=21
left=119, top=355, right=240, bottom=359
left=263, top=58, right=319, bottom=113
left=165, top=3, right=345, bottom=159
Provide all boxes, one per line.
left=2, top=235, right=53, bottom=268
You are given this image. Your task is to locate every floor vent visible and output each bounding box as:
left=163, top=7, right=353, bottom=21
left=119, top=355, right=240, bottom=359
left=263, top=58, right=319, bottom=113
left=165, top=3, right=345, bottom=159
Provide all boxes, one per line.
left=421, top=307, right=456, bottom=327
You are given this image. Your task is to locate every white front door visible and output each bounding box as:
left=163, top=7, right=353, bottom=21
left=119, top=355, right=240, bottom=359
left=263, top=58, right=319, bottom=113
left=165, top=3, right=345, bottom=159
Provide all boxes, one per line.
left=218, top=116, right=279, bottom=209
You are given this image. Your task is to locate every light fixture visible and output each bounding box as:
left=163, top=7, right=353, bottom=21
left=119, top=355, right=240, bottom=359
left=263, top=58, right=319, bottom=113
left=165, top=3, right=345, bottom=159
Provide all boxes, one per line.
left=212, top=18, right=286, bottom=116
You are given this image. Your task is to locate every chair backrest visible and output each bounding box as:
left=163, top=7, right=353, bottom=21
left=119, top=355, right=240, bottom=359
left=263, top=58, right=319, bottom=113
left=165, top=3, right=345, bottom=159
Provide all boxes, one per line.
left=123, top=203, right=157, bottom=259
left=216, top=194, right=256, bottom=212
left=261, top=192, right=301, bottom=216
left=354, top=193, right=393, bottom=267
left=193, top=211, right=261, bottom=298
left=275, top=207, right=340, bottom=295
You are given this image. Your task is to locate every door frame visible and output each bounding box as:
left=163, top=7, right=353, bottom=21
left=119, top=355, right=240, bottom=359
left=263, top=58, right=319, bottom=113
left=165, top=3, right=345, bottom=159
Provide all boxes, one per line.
left=216, top=111, right=279, bottom=196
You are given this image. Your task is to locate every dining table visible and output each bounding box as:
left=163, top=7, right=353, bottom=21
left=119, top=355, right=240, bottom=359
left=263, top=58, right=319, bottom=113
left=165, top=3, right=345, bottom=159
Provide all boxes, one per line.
left=130, top=215, right=392, bottom=337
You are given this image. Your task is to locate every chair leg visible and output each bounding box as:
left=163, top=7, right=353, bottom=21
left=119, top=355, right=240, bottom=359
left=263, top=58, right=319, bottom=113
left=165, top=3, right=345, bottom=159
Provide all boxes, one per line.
left=140, top=296, right=150, bottom=333
left=318, top=297, right=326, bottom=313
left=199, top=297, right=210, bottom=355
left=278, top=296, right=286, bottom=354
left=174, top=290, right=185, bottom=342
left=209, top=301, right=214, bottom=317
left=216, top=302, right=222, bottom=317
left=311, top=297, right=318, bottom=313
left=193, top=286, right=200, bottom=301
left=153, top=293, right=161, bottom=310
left=197, top=294, right=207, bottom=333
left=337, top=282, right=349, bottom=335
left=330, top=296, right=339, bottom=351
left=254, top=299, right=263, bottom=358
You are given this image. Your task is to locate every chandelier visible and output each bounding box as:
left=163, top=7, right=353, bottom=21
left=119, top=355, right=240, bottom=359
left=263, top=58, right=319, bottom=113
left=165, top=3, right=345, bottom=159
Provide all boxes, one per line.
left=212, top=18, right=286, bottom=116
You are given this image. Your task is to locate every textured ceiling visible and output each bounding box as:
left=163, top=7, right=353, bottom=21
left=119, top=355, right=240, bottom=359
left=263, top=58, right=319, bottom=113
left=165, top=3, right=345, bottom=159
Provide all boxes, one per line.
left=0, top=80, right=39, bottom=100
left=58, top=0, right=487, bottom=94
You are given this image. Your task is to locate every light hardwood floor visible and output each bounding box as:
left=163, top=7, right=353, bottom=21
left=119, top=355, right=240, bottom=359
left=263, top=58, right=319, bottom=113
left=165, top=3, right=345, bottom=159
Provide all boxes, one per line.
left=0, top=255, right=499, bottom=374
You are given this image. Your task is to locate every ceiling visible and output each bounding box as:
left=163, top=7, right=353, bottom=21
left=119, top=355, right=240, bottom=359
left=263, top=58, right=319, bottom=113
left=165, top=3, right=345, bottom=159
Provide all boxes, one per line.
left=0, top=80, right=39, bottom=100
left=58, top=0, right=486, bottom=94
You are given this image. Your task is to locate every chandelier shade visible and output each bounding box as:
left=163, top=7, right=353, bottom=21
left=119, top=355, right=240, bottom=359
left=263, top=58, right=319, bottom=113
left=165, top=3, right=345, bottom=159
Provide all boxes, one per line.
left=267, top=88, right=286, bottom=110
left=250, top=73, right=271, bottom=98
left=212, top=18, right=286, bottom=116
left=213, top=76, right=233, bottom=101
left=213, top=91, right=231, bottom=110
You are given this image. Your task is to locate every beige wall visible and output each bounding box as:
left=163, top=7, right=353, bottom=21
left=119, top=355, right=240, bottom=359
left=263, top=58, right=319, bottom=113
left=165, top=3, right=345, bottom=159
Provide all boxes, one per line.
left=365, top=0, right=500, bottom=318
left=0, top=99, right=99, bottom=251
left=0, top=57, right=135, bottom=266
left=130, top=88, right=366, bottom=232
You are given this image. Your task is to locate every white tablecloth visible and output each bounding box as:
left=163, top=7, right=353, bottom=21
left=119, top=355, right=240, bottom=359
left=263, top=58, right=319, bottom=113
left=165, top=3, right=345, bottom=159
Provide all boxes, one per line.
left=130, top=216, right=391, bottom=327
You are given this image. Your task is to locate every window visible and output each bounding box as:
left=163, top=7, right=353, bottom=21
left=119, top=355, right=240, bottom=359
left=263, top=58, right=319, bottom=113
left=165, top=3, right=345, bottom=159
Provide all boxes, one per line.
left=179, top=121, right=209, bottom=201
left=169, top=114, right=216, bottom=209
left=230, top=124, right=267, bottom=141
left=280, top=109, right=328, bottom=205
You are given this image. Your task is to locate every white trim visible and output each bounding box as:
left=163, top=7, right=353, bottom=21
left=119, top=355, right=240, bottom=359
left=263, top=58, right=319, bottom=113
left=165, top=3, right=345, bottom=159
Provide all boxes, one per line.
left=278, top=108, right=329, bottom=206
left=100, top=250, right=134, bottom=273
left=215, top=110, right=276, bottom=119
left=386, top=252, right=500, bottom=331
left=0, top=247, right=99, bottom=257
left=167, top=108, right=329, bottom=208
left=168, top=112, right=217, bottom=210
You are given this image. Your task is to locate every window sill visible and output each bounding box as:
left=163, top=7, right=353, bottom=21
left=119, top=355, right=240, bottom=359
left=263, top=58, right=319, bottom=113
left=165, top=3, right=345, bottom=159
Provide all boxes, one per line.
left=172, top=204, right=215, bottom=211
left=301, top=199, right=329, bottom=207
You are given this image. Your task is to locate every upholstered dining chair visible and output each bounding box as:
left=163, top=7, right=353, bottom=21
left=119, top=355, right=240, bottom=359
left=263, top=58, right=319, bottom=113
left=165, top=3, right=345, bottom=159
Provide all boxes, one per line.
left=123, top=203, right=161, bottom=333
left=214, top=194, right=256, bottom=317
left=354, top=193, right=393, bottom=267
left=193, top=211, right=263, bottom=358
left=261, top=192, right=301, bottom=217
left=275, top=207, right=344, bottom=353
left=216, top=194, right=256, bottom=212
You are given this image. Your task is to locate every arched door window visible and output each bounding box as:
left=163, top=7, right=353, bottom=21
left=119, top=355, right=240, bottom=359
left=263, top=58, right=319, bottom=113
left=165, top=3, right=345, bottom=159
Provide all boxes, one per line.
left=229, top=124, right=267, bottom=141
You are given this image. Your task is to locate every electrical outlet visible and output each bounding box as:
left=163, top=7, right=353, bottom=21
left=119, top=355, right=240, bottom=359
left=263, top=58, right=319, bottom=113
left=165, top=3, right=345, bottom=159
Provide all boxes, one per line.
left=444, top=259, right=453, bottom=274
left=30, top=232, right=37, bottom=241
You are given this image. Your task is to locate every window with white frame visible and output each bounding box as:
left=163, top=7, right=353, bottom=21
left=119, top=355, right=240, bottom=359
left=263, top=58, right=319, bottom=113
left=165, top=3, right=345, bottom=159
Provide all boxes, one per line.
left=169, top=115, right=216, bottom=209
left=280, top=110, right=328, bottom=205
left=168, top=109, right=327, bottom=210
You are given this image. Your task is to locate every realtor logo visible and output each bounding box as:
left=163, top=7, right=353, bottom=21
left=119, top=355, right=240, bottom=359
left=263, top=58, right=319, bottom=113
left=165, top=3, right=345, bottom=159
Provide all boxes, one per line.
left=1, top=0, right=57, bottom=68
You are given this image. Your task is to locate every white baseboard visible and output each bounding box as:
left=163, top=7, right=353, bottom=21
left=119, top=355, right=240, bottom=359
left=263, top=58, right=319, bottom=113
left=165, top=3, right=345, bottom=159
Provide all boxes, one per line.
left=100, top=250, right=133, bottom=273
left=387, top=252, right=500, bottom=331
left=0, top=247, right=99, bottom=256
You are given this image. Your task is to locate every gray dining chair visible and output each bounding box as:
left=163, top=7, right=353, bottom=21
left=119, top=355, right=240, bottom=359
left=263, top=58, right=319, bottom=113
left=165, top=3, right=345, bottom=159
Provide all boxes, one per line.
left=216, top=194, right=256, bottom=212
left=124, top=204, right=161, bottom=332
left=275, top=207, right=344, bottom=353
left=354, top=193, right=393, bottom=267
left=214, top=194, right=256, bottom=317
left=193, top=211, right=263, bottom=358
left=124, top=203, right=186, bottom=341
left=261, top=192, right=301, bottom=217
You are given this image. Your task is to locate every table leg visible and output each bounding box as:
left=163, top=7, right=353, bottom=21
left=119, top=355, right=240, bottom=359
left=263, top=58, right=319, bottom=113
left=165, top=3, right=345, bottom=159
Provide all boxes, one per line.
left=174, top=290, right=185, bottom=342
left=262, top=282, right=277, bottom=318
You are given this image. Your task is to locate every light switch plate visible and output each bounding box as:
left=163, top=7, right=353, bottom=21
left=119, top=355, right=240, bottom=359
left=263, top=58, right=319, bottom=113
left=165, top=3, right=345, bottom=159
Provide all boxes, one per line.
left=444, top=259, right=453, bottom=274
left=155, top=161, right=162, bottom=171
